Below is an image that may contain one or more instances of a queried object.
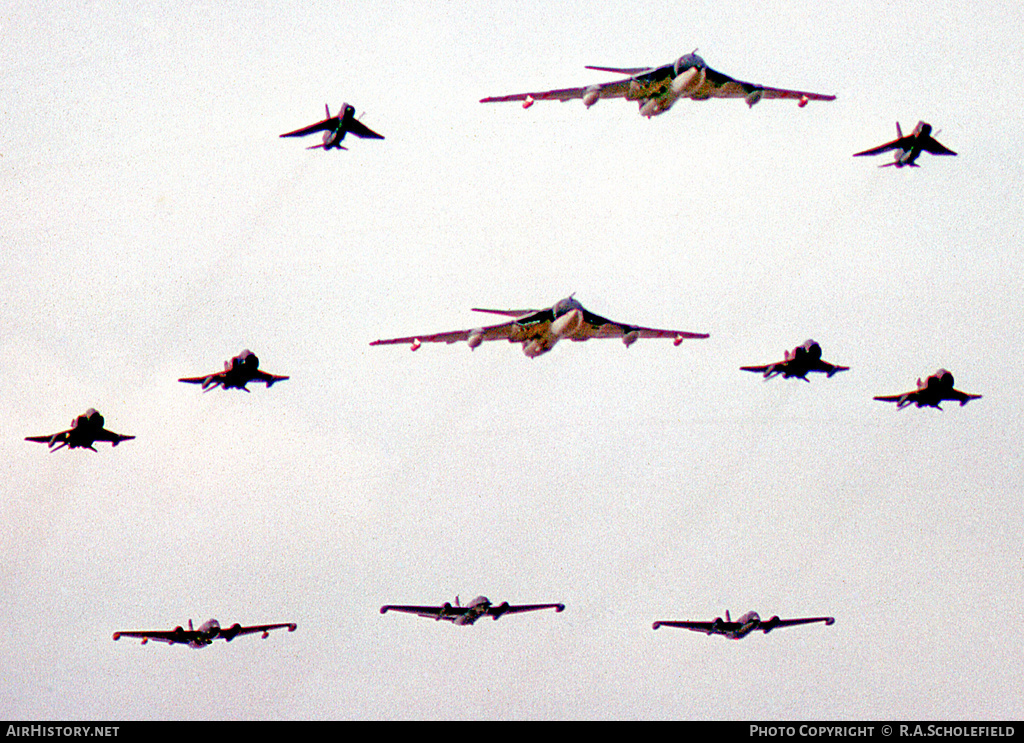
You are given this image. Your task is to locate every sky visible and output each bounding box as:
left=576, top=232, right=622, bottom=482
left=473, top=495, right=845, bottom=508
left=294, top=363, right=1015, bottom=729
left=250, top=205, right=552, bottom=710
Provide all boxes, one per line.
left=1, top=0, right=1023, bottom=721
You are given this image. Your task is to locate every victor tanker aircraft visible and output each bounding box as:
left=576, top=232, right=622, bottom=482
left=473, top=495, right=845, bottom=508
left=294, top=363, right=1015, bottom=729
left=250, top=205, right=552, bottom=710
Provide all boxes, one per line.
left=380, top=596, right=565, bottom=626
left=873, top=369, right=981, bottom=410
left=370, top=295, right=708, bottom=357
left=853, top=121, right=956, bottom=168
left=178, top=349, right=289, bottom=392
left=113, top=619, right=297, bottom=648
left=652, top=610, right=834, bottom=639
left=741, top=339, right=848, bottom=381
left=280, top=103, right=384, bottom=150
left=25, top=409, right=134, bottom=452
left=481, top=51, right=835, bottom=118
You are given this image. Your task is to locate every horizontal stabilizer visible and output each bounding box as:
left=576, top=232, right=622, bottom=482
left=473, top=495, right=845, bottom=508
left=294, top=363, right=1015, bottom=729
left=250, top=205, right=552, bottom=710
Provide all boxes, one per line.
left=584, top=65, right=652, bottom=75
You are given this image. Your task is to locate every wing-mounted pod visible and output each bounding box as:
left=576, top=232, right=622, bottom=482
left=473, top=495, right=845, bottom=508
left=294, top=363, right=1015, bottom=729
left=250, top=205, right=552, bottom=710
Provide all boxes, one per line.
left=582, top=86, right=601, bottom=108
left=467, top=329, right=485, bottom=350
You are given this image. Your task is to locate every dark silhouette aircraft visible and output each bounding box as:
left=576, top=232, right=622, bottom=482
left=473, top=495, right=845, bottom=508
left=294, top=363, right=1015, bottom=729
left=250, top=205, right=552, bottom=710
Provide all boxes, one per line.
left=652, top=610, right=834, bottom=639
left=279, top=103, right=384, bottom=150
left=874, top=369, right=981, bottom=410
left=380, top=596, right=565, bottom=626
left=481, top=51, right=835, bottom=118
left=741, top=339, right=848, bottom=381
left=178, top=350, right=288, bottom=392
left=853, top=121, right=956, bottom=167
left=370, top=295, right=708, bottom=358
left=25, top=409, right=134, bottom=452
left=113, top=619, right=296, bottom=648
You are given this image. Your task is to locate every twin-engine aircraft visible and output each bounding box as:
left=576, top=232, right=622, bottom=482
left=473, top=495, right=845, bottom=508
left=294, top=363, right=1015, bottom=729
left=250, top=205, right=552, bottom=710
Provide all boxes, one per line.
left=652, top=610, right=835, bottom=639
left=25, top=409, right=134, bottom=452
left=178, top=350, right=289, bottom=392
left=854, top=121, right=957, bottom=168
left=370, top=295, right=708, bottom=358
left=481, top=51, right=835, bottom=118
left=380, top=596, right=565, bottom=626
left=874, top=369, right=981, bottom=410
left=741, top=339, right=849, bottom=381
left=112, top=619, right=297, bottom=648
left=280, top=103, right=384, bottom=150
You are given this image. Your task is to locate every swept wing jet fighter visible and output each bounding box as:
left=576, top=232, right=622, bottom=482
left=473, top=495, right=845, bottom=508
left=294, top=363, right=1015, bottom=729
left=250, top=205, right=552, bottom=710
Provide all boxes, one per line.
left=480, top=51, right=835, bottom=118
left=652, top=610, right=834, bottom=639
left=873, top=369, right=981, bottom=410
left=25, top=408, right=134, bottom=452
left=741, top=339, right=848, bottom=381
left=113, top=619, right=297, bottom=648
left=380, top=596, right=565, bottom=626
left=853, top=121, right=956, bottom=167
left=178, top=350, right=289, bottom=392
left=280, top=103, right=384, bottom=150
left=370, top=295, right=708, bottom=358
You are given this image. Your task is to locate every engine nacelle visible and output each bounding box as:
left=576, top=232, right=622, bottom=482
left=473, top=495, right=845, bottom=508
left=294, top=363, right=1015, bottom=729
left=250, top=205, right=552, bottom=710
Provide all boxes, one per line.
left=761, top=616, right=781, bottom=634
left=582, top=87, right=601, bottom=108
left=523, top=339, right=552, bottom=358
left=550, top=308, right=584, bottom=338
left=622, top=330, right=639, bottom=347
left=671, top=66, right=702, bottom=95
left=745, top=89, right=764, bottom=108
left=933, top=369, right=954, bottom=389
left=222, top=623, right=242, bottom=641
left=467, top=329, right=485, bottom=349
left=491, top=601, right=511, bottom=620
left=639, top=99, right=663, bottom=118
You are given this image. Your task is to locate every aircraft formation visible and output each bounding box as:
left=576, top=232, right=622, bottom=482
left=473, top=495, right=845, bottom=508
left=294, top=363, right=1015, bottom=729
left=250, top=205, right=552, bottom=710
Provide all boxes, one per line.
left=25, top=49, right=970, bottom=656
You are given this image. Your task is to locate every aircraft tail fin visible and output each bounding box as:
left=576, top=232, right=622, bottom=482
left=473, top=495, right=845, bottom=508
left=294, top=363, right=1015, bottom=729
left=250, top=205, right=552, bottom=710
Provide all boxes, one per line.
left=725, top=609, right=731, bottom=623
left=896, top=121, right=903, bottom=138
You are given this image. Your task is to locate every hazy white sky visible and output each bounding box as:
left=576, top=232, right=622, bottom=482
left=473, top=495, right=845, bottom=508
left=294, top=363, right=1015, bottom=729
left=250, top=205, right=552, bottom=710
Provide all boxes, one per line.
left=2, top=0, right=1023, bottom=720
